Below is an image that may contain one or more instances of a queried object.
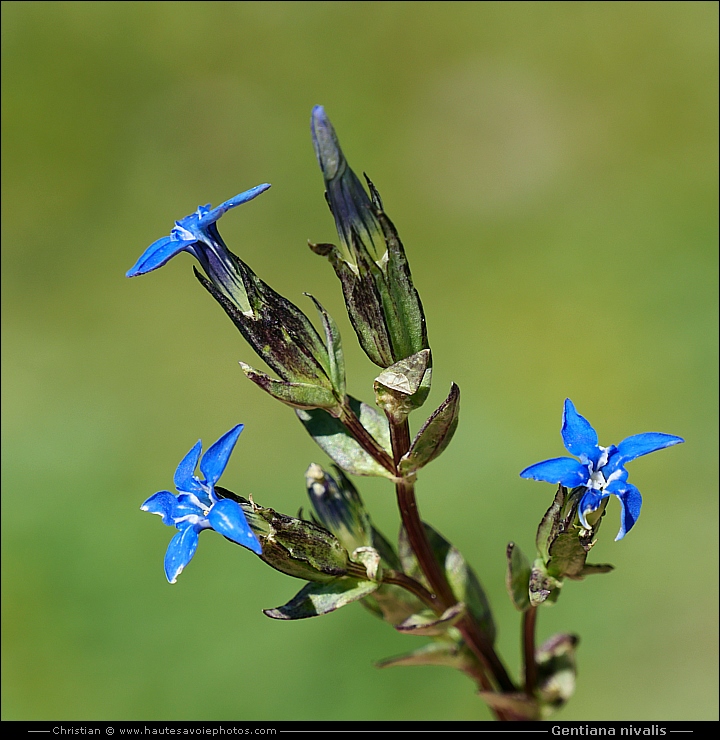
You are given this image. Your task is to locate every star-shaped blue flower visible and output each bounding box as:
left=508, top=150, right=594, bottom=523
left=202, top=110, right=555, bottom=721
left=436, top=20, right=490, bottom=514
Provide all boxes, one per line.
left=520, top=399, right=683, bottom=540
left=141, top=424, right=262, bottom=583
left=126, top=184, right=270, bottom=314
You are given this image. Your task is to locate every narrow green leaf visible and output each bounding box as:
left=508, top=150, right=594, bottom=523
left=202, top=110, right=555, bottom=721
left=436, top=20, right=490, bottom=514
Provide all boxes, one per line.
left=240, top=362, right=339, bottom=410
left=296, top=396, right=393, bottom=478
left=263, top=577, right=379, bottom=620
left=398, top=383, right=460, bottom=475
left=360, top=583, right=426, bottom=626
left=305, top=294, right=346, bottom=399
left=394, top=602, right=465, bottom=636
left=376, top=641, right=475, bottom=674
left=505, top=542, right=532, bottom=611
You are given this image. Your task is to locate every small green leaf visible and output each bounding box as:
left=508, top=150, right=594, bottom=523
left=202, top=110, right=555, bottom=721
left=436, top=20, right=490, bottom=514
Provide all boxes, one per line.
left=398, top=522, right=496, bottom=642
left=240, top=362, right=339, bottom=410
left=546, top=531, right=592, bottom=580
left=305, top=294, right=346, bottom=399
left=263, top=577, right=379, bottom=620
left=398, top=383, right=460, bottom=475
left=536, top=633, right=579, bottom=717
left=360, top=583, right=426, bottom=626
left=477, top=692, right=540, bottom=721
left=505, top=542, right=532, bottom=611
left=395, top=602, right=465, bottom=636
left=536, top=485, right=567, bottom=562
left=296, top=396, right=393, bottom=478
left=376, top=641, right=475, bottom=675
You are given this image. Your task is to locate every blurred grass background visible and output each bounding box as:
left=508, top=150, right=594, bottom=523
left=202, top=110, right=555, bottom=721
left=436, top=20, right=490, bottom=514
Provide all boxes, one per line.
left=1, top=0, right=717, bottom=722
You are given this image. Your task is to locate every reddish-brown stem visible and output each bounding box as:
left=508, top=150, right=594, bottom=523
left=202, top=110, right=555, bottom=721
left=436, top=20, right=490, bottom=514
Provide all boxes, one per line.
left=523, top=606, right=539, bottom=697
left=339, top=404, right=396, bottom=474
left=381, top=570, right=440, bottom=612
left=388, top=416, right=517, bottom=697
left=339, top=399, right=519, bottom=717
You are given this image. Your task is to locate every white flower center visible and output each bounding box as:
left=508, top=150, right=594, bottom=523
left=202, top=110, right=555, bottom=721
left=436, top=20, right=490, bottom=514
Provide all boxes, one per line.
left=588, top=470, right=607, bottom=491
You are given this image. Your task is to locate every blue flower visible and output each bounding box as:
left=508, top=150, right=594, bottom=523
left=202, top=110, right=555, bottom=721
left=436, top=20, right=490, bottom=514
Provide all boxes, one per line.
left=126, top=184, right=270, bottom=314
left=520, top=399, right=683, bottom=540
left=141, top=424, right=262, bottom=583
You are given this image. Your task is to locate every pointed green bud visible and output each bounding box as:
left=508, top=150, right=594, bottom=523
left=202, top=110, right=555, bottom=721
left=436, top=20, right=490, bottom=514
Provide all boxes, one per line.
left=310, top=107, right=386, bottom=267
left=306, top=463, right=373, bottom=554
left=216, top=490, right=350, bottom=583
left=195, top=264, right=338, bottom=396
left=310, top=106, right=428, bottom=368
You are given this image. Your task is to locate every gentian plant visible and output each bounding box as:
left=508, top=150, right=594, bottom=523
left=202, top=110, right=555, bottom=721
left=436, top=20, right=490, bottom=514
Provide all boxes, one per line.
left=128, top=106, right=684, bottom=721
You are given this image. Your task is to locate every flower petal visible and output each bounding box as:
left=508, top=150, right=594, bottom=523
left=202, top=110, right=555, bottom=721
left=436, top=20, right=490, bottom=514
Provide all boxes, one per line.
left=207, top=498, right=262, bottom=554
left=578, top=488, right=607, bottom=529
left=200, top=184, right=271, bottom=226
left=126, top=235, right=196, bottom=277
left=174, top=493, right=207, bottom=518
left=174, top=440, right=204, bottom=495
left=561, top=399, right=600, bottom=462
left=164, top=525, right=200, bottom=583
left=140, top=491, right=177, bottom=526
left=616, top=432, right=684, bottom=464
left=519, top=456, right=588, bottom=488
left=199, top=424, right=244, bottom=489
left=605, top=481, right=643, bottom=540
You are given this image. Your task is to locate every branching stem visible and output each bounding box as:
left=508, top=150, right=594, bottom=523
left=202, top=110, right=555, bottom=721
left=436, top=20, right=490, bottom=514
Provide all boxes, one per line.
left=339, top=402, right=396, bottom=473
left=387, top=415, right=517, bottom=697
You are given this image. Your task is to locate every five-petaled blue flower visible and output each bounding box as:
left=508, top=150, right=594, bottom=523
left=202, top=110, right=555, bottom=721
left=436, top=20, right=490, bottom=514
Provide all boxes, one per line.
left=520, top=399, right=683, bottom=540
left=141, top=424, right=262, bottom=583
left=126, top=184, right=270, bottom=314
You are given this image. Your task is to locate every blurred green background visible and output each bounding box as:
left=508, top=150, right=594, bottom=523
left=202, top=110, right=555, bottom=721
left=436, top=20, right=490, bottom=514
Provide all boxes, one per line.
left=2, top=0, right=717, bottom=722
